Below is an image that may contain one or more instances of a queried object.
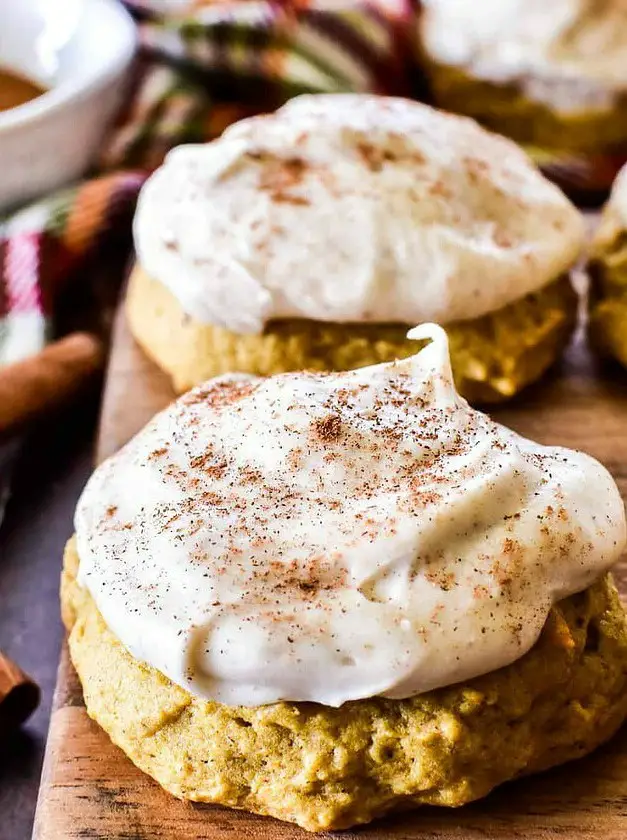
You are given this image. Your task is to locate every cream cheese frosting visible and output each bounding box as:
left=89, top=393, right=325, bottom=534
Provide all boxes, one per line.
left=75, top=325, right=625, bottom=707
left=420, top=0, right=627, bottom=114
left=133, top=94, right=583, bottom=335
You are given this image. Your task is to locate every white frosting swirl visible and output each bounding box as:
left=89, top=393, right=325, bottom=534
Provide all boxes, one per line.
left=134, top=94, right=583, bottom=335
left=421, top=0, right=627, bottom=114
left=75, top=325, right=625, bottom=707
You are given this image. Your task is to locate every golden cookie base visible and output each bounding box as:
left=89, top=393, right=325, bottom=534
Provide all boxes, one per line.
left=62, top=538, right=627, bottom=832
left=126, top=266, right=576, bottom=403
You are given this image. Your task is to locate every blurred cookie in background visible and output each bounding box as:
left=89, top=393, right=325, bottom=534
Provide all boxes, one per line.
left=417, top=0, right=627, bottom=198
left=588, top=163, right=627, bottom=366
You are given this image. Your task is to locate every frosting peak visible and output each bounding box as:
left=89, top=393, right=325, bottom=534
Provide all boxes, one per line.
left=75, top=326, right=625, bottom=707
left=134, top=94, right=583, bottom=335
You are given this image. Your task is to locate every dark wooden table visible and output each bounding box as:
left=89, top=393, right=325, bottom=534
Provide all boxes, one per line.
left=0, top=393, right=100, bottom=840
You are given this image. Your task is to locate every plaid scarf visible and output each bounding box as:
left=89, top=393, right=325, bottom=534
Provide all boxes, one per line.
left=0, top=0, right=622, bottom=367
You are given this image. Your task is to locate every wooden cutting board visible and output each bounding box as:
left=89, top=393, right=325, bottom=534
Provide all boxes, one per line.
left=33, top=305, right=627, bottom=840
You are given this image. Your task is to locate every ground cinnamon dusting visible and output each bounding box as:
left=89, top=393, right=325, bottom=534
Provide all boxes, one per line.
left=183, top=379, right=257, bottom=409
left=311, top=413, right=343, bottom=443
left=83, top=325, right=609, bottom=700
left=258, top=156, right=311, bottom=205
left=148, top=447, right=168, bottom=460
left=271, top=193, right=311, bottom=206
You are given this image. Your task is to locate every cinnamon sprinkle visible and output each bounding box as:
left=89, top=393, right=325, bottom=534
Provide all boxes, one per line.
left=311, top=413, right=342, bottom=443
left=183, top=379, right=257, bottom=409
left=148, top=447, right=168, bottom=460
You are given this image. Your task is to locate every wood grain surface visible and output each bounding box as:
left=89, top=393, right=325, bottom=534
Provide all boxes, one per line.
left=33, top=306, right=627, bottom=840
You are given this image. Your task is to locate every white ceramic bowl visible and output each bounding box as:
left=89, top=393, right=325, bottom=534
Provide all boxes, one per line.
left=0, top=0, right=136, bottom=213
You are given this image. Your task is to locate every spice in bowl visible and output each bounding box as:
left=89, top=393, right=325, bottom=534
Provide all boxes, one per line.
left=0, top=66, right=45, bottom=112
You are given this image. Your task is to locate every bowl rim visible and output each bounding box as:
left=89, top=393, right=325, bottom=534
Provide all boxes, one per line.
left=0, top=0, right=137, bottom=133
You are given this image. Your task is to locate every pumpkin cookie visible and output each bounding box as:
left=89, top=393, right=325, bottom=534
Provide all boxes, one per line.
left=129, top=93, right=583, bottom=401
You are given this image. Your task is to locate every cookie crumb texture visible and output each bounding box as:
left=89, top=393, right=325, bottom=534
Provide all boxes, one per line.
left=126, top=266, right=576, bottom=403
left=62, top=539, right=627, bottom=832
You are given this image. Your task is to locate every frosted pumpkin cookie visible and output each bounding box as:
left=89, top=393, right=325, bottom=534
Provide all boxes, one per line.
left=63, top=325, right=627, bottom=832
left=588, top=163, right=627, bottom=366
left=418, top=0, right=627, bottom=157
left=128, top=93, right=583, bottom=402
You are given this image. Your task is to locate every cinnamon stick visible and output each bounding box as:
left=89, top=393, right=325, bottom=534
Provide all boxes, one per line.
left=0, top=332, right=104, bottom=437
left=0, top=651, right=40, bottom=732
